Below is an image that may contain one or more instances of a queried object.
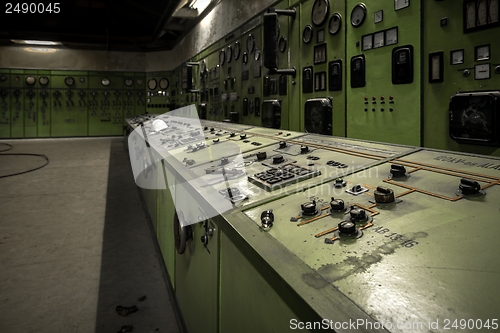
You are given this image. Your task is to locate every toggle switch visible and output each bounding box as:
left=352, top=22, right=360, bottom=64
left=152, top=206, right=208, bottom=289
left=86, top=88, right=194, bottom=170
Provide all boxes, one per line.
left=459, top=178, right=481, bottom=195
left=300, top=145, right=309, bottom=154
left=390, top=164, right=408, bottom=178
left=279, top=141, right=287, bottom=149
left=338, top=221, right=357, bottom=235
left=350, top=208, right=366, bottom=222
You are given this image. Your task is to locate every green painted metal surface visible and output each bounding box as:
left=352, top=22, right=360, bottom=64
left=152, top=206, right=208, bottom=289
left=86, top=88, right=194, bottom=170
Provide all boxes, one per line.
left=88, top=73, right=123, bottom=136
left=0, top=70, right=11, bottom=138
left=23, top=70, right=38, bottom=138
left=10, top=70, right=25, bottom=138
left=422, top=1, right=500, bottom=156
left=346, top=0, right=421, bottom=146
left=37, top=70, right=51, bottom=137
left=50, top=72, right=88, bottom=137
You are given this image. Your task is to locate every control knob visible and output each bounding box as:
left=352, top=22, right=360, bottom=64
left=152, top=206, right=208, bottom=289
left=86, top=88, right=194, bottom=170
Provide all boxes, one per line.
left=300, top=145, right=309, bottom=154
left=240, top=134, right=247, bottom=140
left=334, top=178, right=347, bottom=188
left=301, top=200, right=317, bottom=216
left=279, top=141, right=287, bottom=149
left=260, top=210, right=274, bottom=228
left=221, top=157, right=229, bottom=165
left=350, top=208, right=367, bottom=222
left=459, top=178, right=481, bottom=195
left=374, top=186, right=395, bottom=203
left=230, top=132, right=236, bottom=137
left=272, top=155, right=284, bottom=164
left=330, top=197, right=345, bottom=212
left=338, top=221, right=357, bottom=235
left=256, top=152, right=267, bottom=160
left=390, top=164, right=408, bottom=178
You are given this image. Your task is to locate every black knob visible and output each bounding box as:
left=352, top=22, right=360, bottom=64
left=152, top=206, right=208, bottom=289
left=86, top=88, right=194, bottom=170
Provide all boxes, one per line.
left=334, top=179, right=346, bottom=188
left=210, top=127, right=215, bottom=131
left=204, top=126, right=208, bottom=130
left=459, top=178, right=481, bottom=195
left=350, top=208, right=366, bottom=222
left=213, top=138, right=220, bottom=143
left=261, top=210, right=274, bottom=228
left=272, top=155, right=284, bottom=164
left=390, top=164, right=407, bottom=178
left=230, top=132, right=236, bottom=137
left=201, top=234, right=208, bottom=246
left=240, top=134, right=247, bottom=139
left=221, top=157, right=229, bottom=165
left=256, top=152, right=267, bottom=160
left=300, top=145, right=309, bottom=153
left=338, top=221, right=357, bottom=235
left=330, top=197, right=345, bottom=211
left=374, top=186, right=395, bottom=203
left=301, top=200, right=317, bottom=216
left=279, top=141, right=287, bottom=149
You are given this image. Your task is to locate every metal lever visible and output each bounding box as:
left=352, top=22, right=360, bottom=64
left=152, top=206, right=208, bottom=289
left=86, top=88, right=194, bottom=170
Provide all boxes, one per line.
left=200, top=220, right=215, bottom=254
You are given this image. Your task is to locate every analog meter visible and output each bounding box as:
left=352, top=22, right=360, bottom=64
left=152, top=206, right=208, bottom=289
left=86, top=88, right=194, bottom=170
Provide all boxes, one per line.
left=451, top=49, right=464, bottom=65
left=219, top=49, right=226, bottom=65
left=234, top=41, right=241, bottom=60
left=64, top=76, right=74, bottom=86
left=279, top=36, right=287, bottom=52
left=329, top=13, right=342, bottom=35
left=101, top=77, right=110, bottom=86
left=351, top=4, right=367, bottom=27
left=362, top=35, right=373, bottom=51
left=148, top=78, right=157, bottom=90
left=490, top=0, right=499, bottom=23
left=303, top=25, right=313, bottom=43
left=226, top=46, right=233, bottom=63
left=159, top=78, right=169, bottom=90
left=25, top=76, right=36, bottom=85
left=478, top=0, right=488, bottom=26
left=39, top=76, right=49, bottom=85
left=124, top=78, right=133, bottom=87
left=385, top=27, right=398, bottom=45
left=312, top=0, right=330, bottom=26
left=247, top=34, right=255, bottom=53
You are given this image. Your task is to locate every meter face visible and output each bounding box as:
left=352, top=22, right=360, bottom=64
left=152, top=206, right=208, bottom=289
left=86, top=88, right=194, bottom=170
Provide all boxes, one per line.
left=312, top=0, right=329, bottom=26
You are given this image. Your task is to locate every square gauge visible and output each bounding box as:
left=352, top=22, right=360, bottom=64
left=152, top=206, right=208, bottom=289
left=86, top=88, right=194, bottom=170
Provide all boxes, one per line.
left=317, top=29, right=325, bottom=43
left=362, top=34, right=373, bottom=51
left=395, top=0, right=410, bottom=11
left=475, top=44, right=490, bottom=61
left=374, top=10, right=383, bottom=23
left=450, top=49, right=465, bottom=65
left=385, top=27, right=398, bottom=45
left=373, top=31, right=385, bottom=48
left=475, top=63, right=491, bottom=79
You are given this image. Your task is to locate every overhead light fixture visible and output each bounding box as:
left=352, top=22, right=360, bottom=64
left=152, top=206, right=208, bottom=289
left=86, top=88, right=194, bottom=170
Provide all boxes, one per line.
left=11, top=40, right=62, bottom=46
left=173, top=0, right=213, bottom=18
left=190, top=0, right=212, bottom=12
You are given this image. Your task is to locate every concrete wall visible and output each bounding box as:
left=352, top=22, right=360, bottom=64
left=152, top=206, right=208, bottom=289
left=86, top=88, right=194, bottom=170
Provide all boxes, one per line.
left=0, top=46, right=146, bottom=72
left=146, top=0, right=280, bottom=72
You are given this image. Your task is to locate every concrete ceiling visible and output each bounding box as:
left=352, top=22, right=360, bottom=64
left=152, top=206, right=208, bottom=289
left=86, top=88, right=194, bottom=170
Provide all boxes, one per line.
left=0, top=0, right=219, bottom=52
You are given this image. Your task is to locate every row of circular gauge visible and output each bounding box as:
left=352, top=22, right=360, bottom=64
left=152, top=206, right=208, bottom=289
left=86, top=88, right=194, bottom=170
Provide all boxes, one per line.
left=7, top=75, right=144, bottom=88
left=218, top=33, right=259, bottom=66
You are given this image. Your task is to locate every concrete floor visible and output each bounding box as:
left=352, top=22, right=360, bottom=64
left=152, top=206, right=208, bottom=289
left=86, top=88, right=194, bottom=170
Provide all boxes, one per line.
left=0, top=138, right=181, bottom=333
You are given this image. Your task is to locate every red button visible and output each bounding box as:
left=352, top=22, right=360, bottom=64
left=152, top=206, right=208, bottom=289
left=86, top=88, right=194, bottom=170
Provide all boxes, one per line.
left=380, top=96, right=385, bottom=100
left=372, top=96, right=376, bottom=101
left=389, top=96, right=394, bottom=100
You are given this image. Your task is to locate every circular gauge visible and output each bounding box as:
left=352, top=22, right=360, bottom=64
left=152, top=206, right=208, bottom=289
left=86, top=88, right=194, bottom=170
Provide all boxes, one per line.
left=148, top=78, right=157, bottom=90
left=247, top=33, right=255, bottom=53
left=137, top=79, right=143, bottom=85
left=39, top=76, right=49, bottom=86
left=219, top=49, right=226, bottom=65
left=329, top=13, right=342, bottom=35
left=64, top=76, right=75, bottom=86
left=124, top=78, right=133, bottom=87
left=254, top=49, right=261, bottom=61
left=25, top=76, right=36, bottom=85
left=279, top=36, right=287, bottom=52
left=159, top=78, right=169, bottom=90
left=242, top=52, right=248, bottom=64
left=302, top=25, right=313, bottom=44
left=101, top=77, right=110, bottom=86
left=351, top=3, right=367, bottom=27
left=234, top=41, right=241, bottom=60
left=226, top=46, right=233, bottom=63
left=79, top=77, right=85, bottom=83
left=312, top=0, right=330, bottom=26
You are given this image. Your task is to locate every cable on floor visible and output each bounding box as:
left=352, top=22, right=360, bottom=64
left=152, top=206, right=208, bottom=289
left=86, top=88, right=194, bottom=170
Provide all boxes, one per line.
left=0, top=144, right=50, bottom=178
left=0, top=143, right=13, bottom=153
